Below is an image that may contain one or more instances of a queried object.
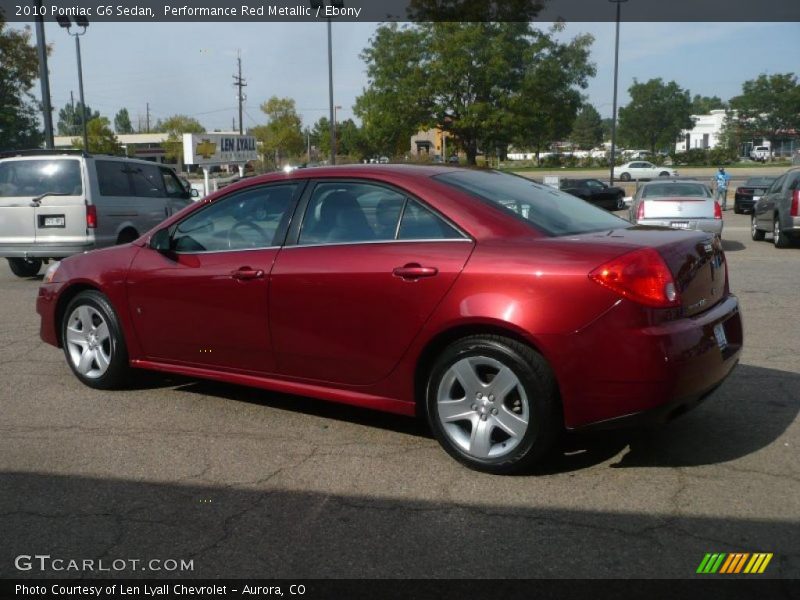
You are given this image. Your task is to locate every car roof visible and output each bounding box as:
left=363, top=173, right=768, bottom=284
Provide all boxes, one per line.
left=232, top=163, right=461, bottom=185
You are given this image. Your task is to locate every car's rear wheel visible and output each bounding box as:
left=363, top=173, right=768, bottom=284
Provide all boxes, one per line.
left=7, top=257, right=43, bottom=278
left=615, top=194, right=625, bottom=211
left=620, top=172, right=631, bottom=182
left=62, top=290, right=130, bottom=389
left=733, top=203, right=742, bottom=215
left=659, top=171, right=670, bottom=177
left=773, top=217, right=791, bottom=248
left=751, top=215, right=765, bottom=241
left=425, top=335, right=559, bottom=474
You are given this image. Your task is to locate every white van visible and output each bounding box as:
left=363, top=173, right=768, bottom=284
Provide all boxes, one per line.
left=0, top=150, right=196, bottom=277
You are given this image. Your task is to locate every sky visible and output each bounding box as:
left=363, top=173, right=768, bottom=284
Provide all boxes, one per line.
left=17, top=20, right=800, bottom=133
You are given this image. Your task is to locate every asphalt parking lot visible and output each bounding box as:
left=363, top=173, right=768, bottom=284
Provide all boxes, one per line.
left=0, top=210, right=798, bottom=579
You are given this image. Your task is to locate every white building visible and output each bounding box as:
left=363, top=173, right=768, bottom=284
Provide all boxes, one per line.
left=675, top=109, right=728, bottom=152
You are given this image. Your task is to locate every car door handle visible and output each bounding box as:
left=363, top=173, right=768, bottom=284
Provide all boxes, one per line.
left=231, top=267, right=265, bottom=281
left=393, top=264, right=438, bottom=280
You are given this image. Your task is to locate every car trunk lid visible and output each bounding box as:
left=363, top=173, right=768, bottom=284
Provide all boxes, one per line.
left=642, top=197, right=716, bottom=219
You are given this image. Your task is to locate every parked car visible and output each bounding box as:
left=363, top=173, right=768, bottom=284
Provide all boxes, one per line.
left=559, top=178, right=626, bottom=211
left=613, top=161, right=678, bottom=181
left=0, top=150, right=193, bottom=277
left=37, top=165, right=741, bottom=474
left=750, top=146, right=771, bottom=162
left=628, top=180, right=723, bottom=237
left=750, top=167, right=800, bottom=248
left=733, top=176, right=776, bottom=214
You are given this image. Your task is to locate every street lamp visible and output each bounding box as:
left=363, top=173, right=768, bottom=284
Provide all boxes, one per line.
left=608, top=0, right=628, bottom=186
left=57, top=14, right=90, bottom=152
left=333, top=105, right=342, bottom=159
left=310, top=1, right=344, bottom=165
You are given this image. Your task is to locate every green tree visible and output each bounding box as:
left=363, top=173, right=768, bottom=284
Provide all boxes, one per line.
left=690, top=94, right=727, bottom=114
left=729, top=73, right=800, bottom=154
left=155, top=114, right=204, bottom=165
left=71, top=117, right=122, bottom=154
left=570, top=104, right=604, bottom=149
left=617, top=78, right=694, bottom=154
left=114, top=108, right=134, bottom=134
left=57, top=102, right=100, bottom=137
left=251, top=96, right=304, bottom=166
left=0, top=17, right=43, bottom=150
left=355, top=21, right=594, bottom=165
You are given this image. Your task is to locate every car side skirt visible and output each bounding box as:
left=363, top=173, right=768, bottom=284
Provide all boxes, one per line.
left=130, top=359, right=417, bottom=416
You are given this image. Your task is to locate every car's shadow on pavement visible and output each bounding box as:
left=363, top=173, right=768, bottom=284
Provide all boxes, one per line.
left=145, top=363, right=798, bottom=475
left=721, top=239, right=746, bottom=252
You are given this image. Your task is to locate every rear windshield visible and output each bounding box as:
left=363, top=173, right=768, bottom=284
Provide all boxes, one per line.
left=0, top=159, right=82, bottom=198
left=434, top=170, right=629, bottom=236
left=642, top=182, right=710, bottom=198
left=745, top=177, right=775, bottom=187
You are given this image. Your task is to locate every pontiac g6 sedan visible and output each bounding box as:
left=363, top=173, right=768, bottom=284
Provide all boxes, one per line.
left=37, top=166, right=742, bottom=473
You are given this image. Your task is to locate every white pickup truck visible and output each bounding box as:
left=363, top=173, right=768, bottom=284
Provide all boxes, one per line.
left=750, top=146, right=771, bottom=162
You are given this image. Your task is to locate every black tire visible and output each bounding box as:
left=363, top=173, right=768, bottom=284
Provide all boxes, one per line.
left=7, top=257, right=43, bottom=278
left=774, top=217, right=791, bottom=249
left=751, top=215, right=765, bottom=241
left=61, top=290, right=130, bottom=390
left=116, top=229, right=139, bottom=245
left=425, top=335, right=559, bottom=474
left=615, top=194, right=625, bottom=211
left=733, top=203, right=742, bottom=215
left=620, top=172, right=631, bottom=182
left=659, top=171, right=670, bottom=177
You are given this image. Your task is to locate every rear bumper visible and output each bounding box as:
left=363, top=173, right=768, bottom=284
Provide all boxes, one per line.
left=550, top=294, right=742, bottom=429
left=0, top=242, right=94, bottom=259
left=637, top=218, right=723, bottom=236
left=734, top=196, right=756, bottom=211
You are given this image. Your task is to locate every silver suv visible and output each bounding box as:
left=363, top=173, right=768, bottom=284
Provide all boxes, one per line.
left=751, top=167, right=800, bottom=248
left=0, top=150, right=195, bottom=277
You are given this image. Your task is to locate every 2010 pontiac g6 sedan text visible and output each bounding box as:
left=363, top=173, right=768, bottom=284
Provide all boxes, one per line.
left=36, top=165, right=742, bottom=473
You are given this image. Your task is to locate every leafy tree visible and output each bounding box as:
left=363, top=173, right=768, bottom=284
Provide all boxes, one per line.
left=114, top=108, right=134, bottom=134
left=355, top=21, right=594, bottom=165
left=729, top=73, right=800, bottom=154
left=311, top=117, right=331, bottom=158
left=0, top=17, right=43, bottom=150
left=251, top=96, right=304, bottom=165
left=570, top=104, right=604, bottom=149
left=690, top=94, right=726, bottom=115
left=57, top=102, right=100, bottom=137
left=617, top=78, right=694, bottom=155
left=71, top=117, right=122, bottom=154
left=155, top=114, right=204, bottom=165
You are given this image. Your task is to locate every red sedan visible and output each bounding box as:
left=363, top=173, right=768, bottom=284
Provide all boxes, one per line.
left=36, top=165, right=742, bottom=473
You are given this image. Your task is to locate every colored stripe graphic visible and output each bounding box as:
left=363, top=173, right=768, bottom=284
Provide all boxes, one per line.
left=698, top=552, right=773, bottom=574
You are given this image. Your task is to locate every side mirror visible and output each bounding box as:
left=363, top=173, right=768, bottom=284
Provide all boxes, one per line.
left=149, top=228, right=171, bottom=252
left=191, top=188, right=199, bottom=198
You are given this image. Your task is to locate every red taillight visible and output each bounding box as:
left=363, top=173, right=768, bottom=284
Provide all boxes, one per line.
left=792, top=190, right=800, bottom=217
left=714, top=201, right=722, bottom=219
left=636, top=201, right=645, bottom=220
left=589, top=247, right=680, bottom=308
left=86, top=205, right=97, bottom=229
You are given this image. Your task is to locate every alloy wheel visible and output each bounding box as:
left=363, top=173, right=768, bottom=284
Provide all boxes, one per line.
left=65, top=305, right=112, bottom=379
left=436, top=356, right=530, bottom=459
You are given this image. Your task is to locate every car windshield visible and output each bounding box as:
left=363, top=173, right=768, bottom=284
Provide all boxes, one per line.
left=642, top=182, right=710, bottom=199
left=745, top=177, right=775, bottom=187
left=435, top=170, right=630, bottom=236
left=0, top=159, right=83, bottom=198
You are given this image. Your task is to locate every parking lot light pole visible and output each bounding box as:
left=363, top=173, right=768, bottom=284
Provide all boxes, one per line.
left=57, top=15, right=90, bottom=152
left=608, top=0, right=627, bottom=186
left=311, top=1, right=343, bottom=165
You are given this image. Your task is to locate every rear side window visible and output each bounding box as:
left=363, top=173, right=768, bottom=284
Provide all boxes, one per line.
left=435, top=170, right=629, bottom=236
left=96, top=161, right=131, bottom=196
left=398, top=199, right=463, bottom=240
left=129, top=163, right=165, bottom=198
left=0, top=159, right=82, bottom=198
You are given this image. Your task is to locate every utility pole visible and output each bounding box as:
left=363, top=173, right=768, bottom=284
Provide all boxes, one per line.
left=233, top=50, right=247, bottom=135
left=35, top=1, right=55, bottom=149
left=146, top=102, right=150, bottom=133
left=609, top=0, right=628, bottom=186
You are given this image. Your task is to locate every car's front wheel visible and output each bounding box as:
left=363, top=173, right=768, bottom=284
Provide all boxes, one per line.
left=425, top=335, right=559, bottom=474
left=659, top=171, right=671, bottom=177
left=7, top=257, right=42, bottom=278
left=751, top=215, right=765, bottom=241
left=620, top=172, right=631, bottom=182
left=62, top=290, right=130, bottom=389
left=615, top=194, right=625, bottom=211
